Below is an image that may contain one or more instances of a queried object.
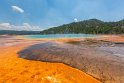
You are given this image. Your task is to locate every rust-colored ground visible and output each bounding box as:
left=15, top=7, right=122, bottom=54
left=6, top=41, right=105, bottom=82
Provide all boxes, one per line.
left=98, top=35, right=124, bottom=42
left=0, top=35, right=124, bottom=83
left=0, top=40, right=100, bottom=83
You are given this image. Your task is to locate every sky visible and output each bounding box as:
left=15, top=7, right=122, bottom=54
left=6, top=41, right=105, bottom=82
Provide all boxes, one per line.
left=0, top=0, right=124, bottom=31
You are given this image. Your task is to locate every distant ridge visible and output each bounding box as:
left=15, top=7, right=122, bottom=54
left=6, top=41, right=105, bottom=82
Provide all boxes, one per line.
left=0, top=30, right=40, bottom=35
left=41, top=19, right=124, bottom=34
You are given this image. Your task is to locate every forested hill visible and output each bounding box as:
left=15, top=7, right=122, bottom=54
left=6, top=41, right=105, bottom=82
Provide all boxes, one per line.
left=40, top=19, right=124, bottom=34
left=0, top=30, right=40, bottom=35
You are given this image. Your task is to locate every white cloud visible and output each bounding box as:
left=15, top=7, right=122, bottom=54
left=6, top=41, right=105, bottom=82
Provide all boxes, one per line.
left=12, top=6, right=24, bottom=13
left=74, top=18, right=78, bottom=22
left=0, top=23, right=42, bottom=31
left=0, top=23, right=11, bottom=28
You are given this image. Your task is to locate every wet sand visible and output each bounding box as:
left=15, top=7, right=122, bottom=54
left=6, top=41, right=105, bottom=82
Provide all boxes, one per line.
left=0, top=36, right=100, bottom=83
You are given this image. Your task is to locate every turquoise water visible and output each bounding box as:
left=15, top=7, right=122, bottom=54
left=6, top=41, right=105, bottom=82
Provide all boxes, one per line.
left=25, top=34, right=97, bottom=39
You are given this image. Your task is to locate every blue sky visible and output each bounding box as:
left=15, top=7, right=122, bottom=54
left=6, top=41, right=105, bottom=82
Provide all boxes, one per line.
left=0, top=0, right=124, bottom=30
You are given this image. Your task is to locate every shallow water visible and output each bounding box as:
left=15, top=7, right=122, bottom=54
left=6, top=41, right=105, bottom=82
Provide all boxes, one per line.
left=25, top=34, right=97, bottom=39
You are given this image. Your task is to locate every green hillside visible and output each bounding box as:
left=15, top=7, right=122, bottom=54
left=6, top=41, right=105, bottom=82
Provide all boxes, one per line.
left=41, top=19, right=124, bottom=34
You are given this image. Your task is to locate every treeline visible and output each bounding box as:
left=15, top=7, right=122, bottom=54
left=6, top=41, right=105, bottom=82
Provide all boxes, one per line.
left=0, top=30, right=41, bottom=35
left=41, top=19, right=124, bottom=34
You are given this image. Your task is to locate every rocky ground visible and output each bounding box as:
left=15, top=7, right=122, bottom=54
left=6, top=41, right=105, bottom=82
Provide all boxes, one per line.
left=18, top=39, right=124, bottom=83
left=0, top=36, right=101, bottom=83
